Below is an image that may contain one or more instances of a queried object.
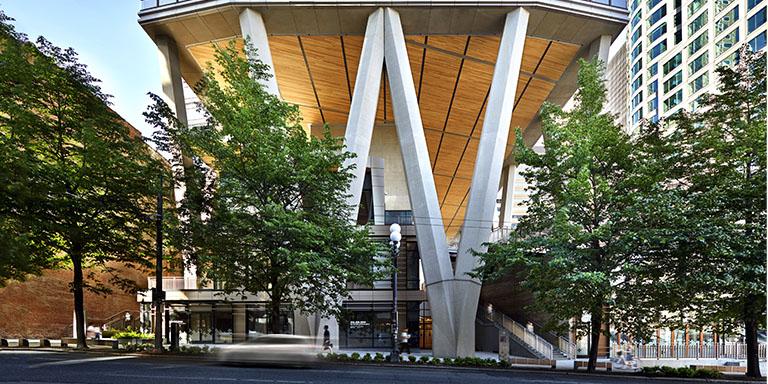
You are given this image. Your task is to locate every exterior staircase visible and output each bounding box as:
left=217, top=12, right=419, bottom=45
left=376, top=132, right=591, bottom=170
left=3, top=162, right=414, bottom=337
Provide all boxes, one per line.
left=480, top=305, right=575, bottom=360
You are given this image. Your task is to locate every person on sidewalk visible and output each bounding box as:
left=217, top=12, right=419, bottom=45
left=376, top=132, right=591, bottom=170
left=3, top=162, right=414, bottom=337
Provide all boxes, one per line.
left=322, top=325, right=333, bottom=353
left=399, top=329, right=411, bottom=354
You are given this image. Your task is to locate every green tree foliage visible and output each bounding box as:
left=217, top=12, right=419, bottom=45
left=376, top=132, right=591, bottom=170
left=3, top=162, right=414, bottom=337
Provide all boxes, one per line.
left=474, top=59, right=635, bottom=371
left=0, top=12, right=168, bottom=349
left=147, top=41, right=382, bottom=333
left=627, top=47, right=766, bottom=377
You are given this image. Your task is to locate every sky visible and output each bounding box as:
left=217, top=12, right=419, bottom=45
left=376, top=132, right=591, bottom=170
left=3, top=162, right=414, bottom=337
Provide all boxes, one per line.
left=1, top=0, right=162, bottom=137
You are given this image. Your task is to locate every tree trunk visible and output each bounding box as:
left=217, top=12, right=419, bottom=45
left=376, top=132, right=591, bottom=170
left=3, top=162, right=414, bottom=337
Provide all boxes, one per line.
left=587, top=309, right=602, bottom=372
left=269, top=300, right=281, bottom=334
left=745, top=305, right=762, bottom=378
left=71, top=249, right=88, bottom=350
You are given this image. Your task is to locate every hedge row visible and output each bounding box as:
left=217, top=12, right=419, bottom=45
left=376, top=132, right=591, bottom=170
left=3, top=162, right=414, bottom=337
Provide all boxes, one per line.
left=641, top=366, right=723, bottom=378
left=320, top=352, right=510, bottom=368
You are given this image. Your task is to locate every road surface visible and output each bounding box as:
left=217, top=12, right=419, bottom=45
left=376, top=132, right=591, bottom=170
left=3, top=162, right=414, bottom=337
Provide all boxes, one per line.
left=0, top=350, right=747, bottom=383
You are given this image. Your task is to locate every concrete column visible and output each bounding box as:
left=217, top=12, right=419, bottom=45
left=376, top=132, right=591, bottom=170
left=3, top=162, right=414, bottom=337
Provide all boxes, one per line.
left=453, top=8, right=529, bottom=357
left=156, top=35, right=188, bottom=126
left=239, top=9, right=281, bottom=98
left=369, top=157, right=386, bottom=225
left=589, top=35, right=612, bottom=67
left=156, top=35, right=197, bottom=283
left=233, top=304, right=247, bottom=342
left=498, top=165, right=518, bottom=229
left=383, top=7, right=456, bottom=357
left=342, top=9, right=384, bottom=221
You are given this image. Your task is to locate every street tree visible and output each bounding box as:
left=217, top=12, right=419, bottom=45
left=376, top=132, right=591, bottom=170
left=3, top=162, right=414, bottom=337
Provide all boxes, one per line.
left=0, top=12, right=168, bottom=349
left=626, top=47, right=766, bottom=378
left=474, top=59, right=636, bottom=371
left=148, top=41, right=382, bottom=334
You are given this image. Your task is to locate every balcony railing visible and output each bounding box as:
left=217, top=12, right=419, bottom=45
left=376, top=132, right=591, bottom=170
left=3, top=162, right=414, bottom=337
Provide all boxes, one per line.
left=147, top=276, right=197, bottom=290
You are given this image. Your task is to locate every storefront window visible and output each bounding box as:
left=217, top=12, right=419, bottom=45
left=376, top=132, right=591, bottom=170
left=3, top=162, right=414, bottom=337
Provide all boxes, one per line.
left=214, top=304, right=234, bottom=344
left=189, top=305, right=213, bottom=343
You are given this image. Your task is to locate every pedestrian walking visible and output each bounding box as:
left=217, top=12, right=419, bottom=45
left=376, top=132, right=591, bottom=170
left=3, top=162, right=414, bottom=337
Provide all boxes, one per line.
left=322, top=325, right=333, bottom=353
left=399, top=328, right=411, bottom=354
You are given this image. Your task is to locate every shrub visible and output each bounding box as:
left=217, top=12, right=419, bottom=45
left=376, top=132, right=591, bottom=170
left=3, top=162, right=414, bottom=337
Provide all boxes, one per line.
left=101, top=330, right=116, bottom=339
left=418, top=355, right=430, bottom=364
left=408, top=355, right=417, bottom=363
left=693, top=369, right=722, bottom=379
left=675, top=367, right=695, bottom=377
left=497, top=359, right=511, bottom=368
left=113, top=328, right=154, bottom=340
left=429, top=357, right=441, bottom=365
left=442, top=358, right=453, bottom=365
left=373, top=352, right=385, bottom=362
left=361, top=353, right=372, bottom=362
left=350, top=352, right=361, bottom=361
left=337, top=353, right=349, bottom=362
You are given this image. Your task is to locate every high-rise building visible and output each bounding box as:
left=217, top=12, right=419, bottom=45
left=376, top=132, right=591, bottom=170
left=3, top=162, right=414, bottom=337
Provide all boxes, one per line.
left=606, top=28, right=630, bottom=128
left=136, top=0, right=627, bottom=357
left=626, top=0, right=767, bottom=130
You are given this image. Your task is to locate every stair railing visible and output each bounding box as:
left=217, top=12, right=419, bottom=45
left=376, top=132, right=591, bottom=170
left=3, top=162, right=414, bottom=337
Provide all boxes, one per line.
left=485, top=308, right=553, bottom=360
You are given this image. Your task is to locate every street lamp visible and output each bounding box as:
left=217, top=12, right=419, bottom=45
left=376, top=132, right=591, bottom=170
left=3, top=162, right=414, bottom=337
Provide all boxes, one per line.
left=389, top=223, right=401, bottom=363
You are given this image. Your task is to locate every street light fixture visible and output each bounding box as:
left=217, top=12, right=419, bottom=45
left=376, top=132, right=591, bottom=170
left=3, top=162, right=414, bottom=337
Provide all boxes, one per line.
left=389, top=223, right=401, bottom=363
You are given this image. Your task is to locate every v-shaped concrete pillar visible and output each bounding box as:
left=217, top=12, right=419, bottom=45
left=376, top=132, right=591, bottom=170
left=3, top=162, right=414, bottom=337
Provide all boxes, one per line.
left=454, top=8, right=529, bottom=357
left=342, top=7, right=528, bottom=358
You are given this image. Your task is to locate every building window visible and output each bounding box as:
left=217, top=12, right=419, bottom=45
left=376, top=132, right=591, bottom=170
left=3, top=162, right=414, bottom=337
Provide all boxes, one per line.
left=688, top=10, right=708, bottom=36
left=648, top=79, right=659, bottom=95
left=688, top=0, right=706, bottom=15
left=716, top=29, right=740, bottom=56
left=632, top=75, right=644, bottom=93
left=688, top=32, right=709, bottom=55
left=748, top=7, right=767, bottom=34
left=650, top=40, right=668, bottom=59
left=664, top=71, right=683, bottom=93
left=648, top=62, right=659, bottom=77
left=631, top=0, right=642, bottom=11
left=632, top=92, right=644, bottom=108
left=688, top=73, right=709, bottom=94
left=719, top=50, right=740, bottom=66
left=632, top=11, right=643, bottom=27
left=649, top=0, right=664, bottom=9
left=650, top=23, right=668, bottom=43
left=689, top=52, right=709, bottom=74
left=749, top=31, right=767, bottom=51
left=748, top=0, right=760, bottom=11
left=632, top=42, right=643, bottom=61
left=664, top=89, right=683, bottom=111
left=649, top=6, right=668, bottom=25
left=632, top=59, right=643, bottom=77
left=714, top=0, right=735, bottom=13
left=663, top=53, right=682, bottom=74
left=716, top=7, right=739, bottom=34
left=647, top=96, right=659, bottom=112
left=632, top=26, right=643, bottom=44
left=632, top=109, right=643, bottom=124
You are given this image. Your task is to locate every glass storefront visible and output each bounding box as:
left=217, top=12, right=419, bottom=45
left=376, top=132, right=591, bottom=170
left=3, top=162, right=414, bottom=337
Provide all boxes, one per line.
left=339, top=302, right=424, bottom=349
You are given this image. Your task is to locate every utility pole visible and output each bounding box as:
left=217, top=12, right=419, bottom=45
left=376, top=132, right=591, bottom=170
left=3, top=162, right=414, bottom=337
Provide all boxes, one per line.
left=154, top=174, right=164, bottom=351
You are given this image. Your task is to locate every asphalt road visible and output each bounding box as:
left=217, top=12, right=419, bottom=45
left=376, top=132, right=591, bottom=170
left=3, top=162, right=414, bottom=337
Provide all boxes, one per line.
left=0, top=350, right=748, bottom=384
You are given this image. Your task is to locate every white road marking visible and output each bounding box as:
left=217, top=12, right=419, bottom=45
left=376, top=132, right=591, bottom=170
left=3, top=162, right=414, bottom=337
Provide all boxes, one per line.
left=28, top=355, right=137, bottom=368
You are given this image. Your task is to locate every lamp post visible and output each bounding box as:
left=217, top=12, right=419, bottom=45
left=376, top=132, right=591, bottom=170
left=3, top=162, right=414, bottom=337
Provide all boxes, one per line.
left=389, top=223, right=401, bottom=363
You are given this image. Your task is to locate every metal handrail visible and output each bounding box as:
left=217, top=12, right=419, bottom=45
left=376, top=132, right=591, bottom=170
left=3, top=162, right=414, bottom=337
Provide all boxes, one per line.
left=485, top=309, right=554, bottom=360
left=488, top=225, right=514, bottom=243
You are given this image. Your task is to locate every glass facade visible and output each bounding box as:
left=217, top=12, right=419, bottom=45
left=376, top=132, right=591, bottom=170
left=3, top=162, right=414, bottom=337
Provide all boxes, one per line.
left=651, top=23, right=668, bottom=42
left=716, top=29, right=739, bottom=55
left=688, top=11, right=708, bottom=36
left=649, top=6, right=668, bottom=25
left=715, top=6, right=739, bottom=34
left=688, top=0, right=706, bottom=14
left=663, top=53, right=683, bottom=74
left=650, top=40, right=668, bottom=59
left=688, top=32, right=708, bottom=55
left=749, top=31, right=767, bottom=50
left=749, top=7, right=767, bottom=33
left=664, top=89, right=683, bottom=111
left=689, top=72, right=709, bottom=94
left=689, top=52, right=709, bottom=74
left=663, top=70, right=683, bottom=92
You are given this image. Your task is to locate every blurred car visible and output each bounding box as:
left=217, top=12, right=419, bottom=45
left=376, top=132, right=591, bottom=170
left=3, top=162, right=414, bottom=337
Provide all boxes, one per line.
left=216, top=334, right=319, bottom=367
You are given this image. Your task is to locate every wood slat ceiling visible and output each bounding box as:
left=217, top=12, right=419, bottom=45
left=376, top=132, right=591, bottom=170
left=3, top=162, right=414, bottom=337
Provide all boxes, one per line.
left=186, top=34, right=580, bottom=240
